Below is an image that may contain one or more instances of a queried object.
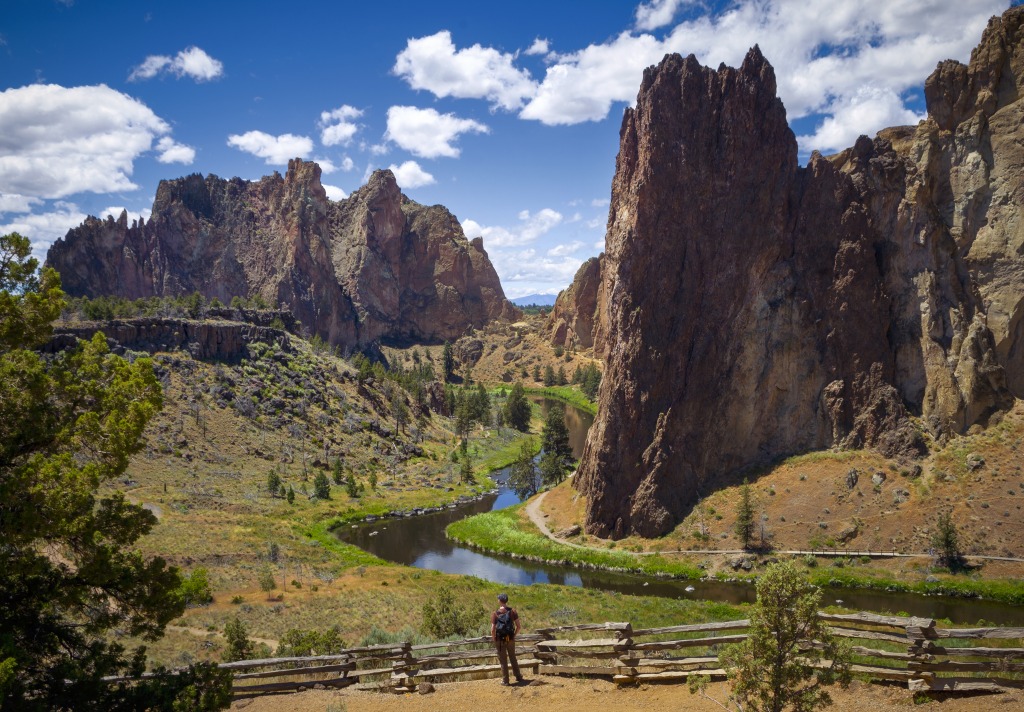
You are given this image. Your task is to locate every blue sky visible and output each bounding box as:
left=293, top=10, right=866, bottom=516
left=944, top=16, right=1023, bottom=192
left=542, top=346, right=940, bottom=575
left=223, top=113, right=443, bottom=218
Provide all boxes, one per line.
left=0, top=0, right=1014, bottom=297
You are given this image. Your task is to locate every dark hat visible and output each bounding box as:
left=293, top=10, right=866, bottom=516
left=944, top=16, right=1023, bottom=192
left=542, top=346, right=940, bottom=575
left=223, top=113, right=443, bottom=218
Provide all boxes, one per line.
left=497, top=593, right=508, bottom=602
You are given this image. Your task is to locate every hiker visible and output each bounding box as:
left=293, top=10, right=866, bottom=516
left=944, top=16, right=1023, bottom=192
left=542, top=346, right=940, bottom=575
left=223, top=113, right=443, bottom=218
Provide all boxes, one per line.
left=491, top=592, right=524, bottom=686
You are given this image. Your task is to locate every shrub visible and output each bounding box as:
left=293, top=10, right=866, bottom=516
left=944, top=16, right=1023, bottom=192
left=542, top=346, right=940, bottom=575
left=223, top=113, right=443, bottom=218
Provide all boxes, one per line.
left=179, top=567, right=214, bottom=606
left=421, top=586, right=483, bottom=639
left=222, top=617, right=254, bottom=662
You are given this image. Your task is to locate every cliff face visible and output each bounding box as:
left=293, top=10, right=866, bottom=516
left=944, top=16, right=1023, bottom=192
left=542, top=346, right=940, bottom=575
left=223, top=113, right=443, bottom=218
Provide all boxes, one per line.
left=576, top=8, right=1024, bottom=539
left=546, top=256, right=606, bottom=355
left=47, top=162, right=518, bottom=349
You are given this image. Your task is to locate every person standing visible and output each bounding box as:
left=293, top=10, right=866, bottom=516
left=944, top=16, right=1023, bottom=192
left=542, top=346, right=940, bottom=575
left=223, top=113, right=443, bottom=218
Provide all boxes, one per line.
left=491, top=592, right=524, bottom=686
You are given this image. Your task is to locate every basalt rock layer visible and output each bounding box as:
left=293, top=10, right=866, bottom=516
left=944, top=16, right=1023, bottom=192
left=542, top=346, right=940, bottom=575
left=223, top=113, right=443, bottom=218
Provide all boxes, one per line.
left=47, top=163, right=518, bottom=349
left=576, top=8, right=1024, bottom=539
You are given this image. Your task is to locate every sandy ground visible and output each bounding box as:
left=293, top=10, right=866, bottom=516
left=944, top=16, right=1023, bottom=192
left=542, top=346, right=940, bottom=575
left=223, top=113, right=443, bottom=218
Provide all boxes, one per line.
left=231, top=676, right=1023, bottom=712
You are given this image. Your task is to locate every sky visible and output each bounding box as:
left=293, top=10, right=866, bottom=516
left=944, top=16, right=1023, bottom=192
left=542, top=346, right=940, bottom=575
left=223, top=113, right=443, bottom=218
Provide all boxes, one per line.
left=0, top=0, right=1016, bottom=298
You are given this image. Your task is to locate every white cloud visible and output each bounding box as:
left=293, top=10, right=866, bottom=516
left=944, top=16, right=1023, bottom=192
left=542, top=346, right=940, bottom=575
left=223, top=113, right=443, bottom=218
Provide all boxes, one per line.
left=388, top=160, right=435, bottom=189
left=394, top=30, right=537, bottom=111
left=0, top=84, right=175, bottom=199
left=548, top=240, right=584, bottom=257
left=489, top=247, right=587, bottom=296
left=100, top=205, right=151, bottom=224
left=319, top=105, right=363, bottom=146
left=0, top=193, right=41, bottom=214
left=1, top=201, right=86, bottom=260
left=340, top=156, right=354, bottom=172
left=323, top=184, right=348, bottom=201
left=586, top=217, right=604, bottom=230
left=227, top=130, right=313, bottom=164
left=797, top=86, right=923, bottom=153
left=129, top=46, right=223, bottom=82
left=635, top=0, right=690, bottom=31
left=525, top=38, right=550, bottom=56
left=155, top=136, right=196, bottom=164
left=591, top=197, right=610, bottom=207
left=517, top=0, right=1002, bottom=152
left=314, top=157, right=338, bottom=174
left=385, top=106, right=488, bottom=159
left=461, top=208, right=563, bottom=248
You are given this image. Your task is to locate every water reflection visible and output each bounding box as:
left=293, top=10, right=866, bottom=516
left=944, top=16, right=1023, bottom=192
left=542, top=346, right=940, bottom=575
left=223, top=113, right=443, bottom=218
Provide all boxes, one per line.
left=337, top=398, right=1024, bottom=625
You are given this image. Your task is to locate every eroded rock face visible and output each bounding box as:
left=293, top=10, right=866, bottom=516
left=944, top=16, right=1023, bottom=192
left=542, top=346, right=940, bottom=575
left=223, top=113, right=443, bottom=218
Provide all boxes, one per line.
left=47, top=162, right=518, bottom=349
left=577, top=8, right=1024, bottom=539
left=546, top=256, right=607, bottom=356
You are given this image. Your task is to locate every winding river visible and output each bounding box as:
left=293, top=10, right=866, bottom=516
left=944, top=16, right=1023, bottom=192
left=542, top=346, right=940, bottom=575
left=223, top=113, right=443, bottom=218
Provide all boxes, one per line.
left=338, top=397, right=1024, bottom=625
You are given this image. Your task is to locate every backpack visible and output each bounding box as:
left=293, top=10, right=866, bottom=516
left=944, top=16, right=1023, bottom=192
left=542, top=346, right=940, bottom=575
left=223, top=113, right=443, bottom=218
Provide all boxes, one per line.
left=495, top=607, right=515, bottom=640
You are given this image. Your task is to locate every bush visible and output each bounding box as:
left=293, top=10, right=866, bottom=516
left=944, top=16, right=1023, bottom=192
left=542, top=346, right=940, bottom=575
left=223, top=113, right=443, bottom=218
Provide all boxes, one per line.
left=421, top=586, right=484, bottom=639
left=222, top=617, right=254, bottom=662
left=276, top=627, right=346, bottom=657
left=179, top=567, right=214, bottom=606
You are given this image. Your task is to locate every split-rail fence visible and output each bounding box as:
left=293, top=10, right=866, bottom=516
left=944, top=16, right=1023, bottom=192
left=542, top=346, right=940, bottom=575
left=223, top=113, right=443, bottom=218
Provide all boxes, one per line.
left=178, top=613, right=1024, bottom=699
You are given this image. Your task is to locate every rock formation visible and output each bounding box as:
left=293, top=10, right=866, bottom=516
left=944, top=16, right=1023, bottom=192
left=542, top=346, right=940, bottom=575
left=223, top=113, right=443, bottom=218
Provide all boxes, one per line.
left=546, top=255, right=607, bottom=356
left=47, top=162, right=518, bottom=349
left=576, top=8, right=1024, bottom=538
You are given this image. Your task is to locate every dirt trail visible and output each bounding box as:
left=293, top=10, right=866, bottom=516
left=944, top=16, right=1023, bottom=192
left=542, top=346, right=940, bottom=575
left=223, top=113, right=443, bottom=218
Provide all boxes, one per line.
left=167, top=625, right=279, bottom=649
left=231, top=676, right=1020, bottom=712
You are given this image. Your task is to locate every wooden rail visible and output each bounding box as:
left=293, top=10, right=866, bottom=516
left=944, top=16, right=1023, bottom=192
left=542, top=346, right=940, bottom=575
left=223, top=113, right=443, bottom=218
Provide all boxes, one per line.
left=135, top=613, right=1022, bottom=699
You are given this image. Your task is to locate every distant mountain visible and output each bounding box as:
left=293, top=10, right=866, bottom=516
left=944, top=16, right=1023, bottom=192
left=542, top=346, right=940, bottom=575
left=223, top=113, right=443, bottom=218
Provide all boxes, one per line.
left=511, top=293, right=558, bottom=307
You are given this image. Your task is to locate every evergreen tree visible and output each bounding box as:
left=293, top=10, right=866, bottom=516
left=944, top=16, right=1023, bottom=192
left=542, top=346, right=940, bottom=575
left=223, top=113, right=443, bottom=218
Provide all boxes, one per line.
left=716, top=562, right=851, bottom=712
left=540, top=405, right=574, bottom=482
left=286, top=485, right=296, bottom=504
left=532, top=364, right=541, bottom=381
left=460, top=453, right=475, bottom=483
left=556, top=365, right=567, bottom=386
left=931, top=509, right=965, bottom=571
left=508, top=441, right=541, bottom=500
left=267, top=471, right=282, bottom=497
left=391, top=391, right=409, bottom=435
left=313, top=471, right=331, bottom=500
left=543, top=364, right=556, bottom=386
left=0, top=233, right=184, bottom=709
left=504, top=382, right=531, bottom=432
left=734, top=479, right=755, bottom=549
left=442, top=341, right=454, bottom=382
left=331, top=458, right=344, bottom=485
left=345, top=472, right=360, bottom=499
left=222, top=618, right=255, bottom=662
left=580, top=362, right=602, bottom=400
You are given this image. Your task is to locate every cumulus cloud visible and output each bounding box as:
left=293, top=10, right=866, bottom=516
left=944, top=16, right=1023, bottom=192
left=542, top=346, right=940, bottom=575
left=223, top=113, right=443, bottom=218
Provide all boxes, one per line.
left=340, top=156, right=355, bottom=172
left=385, top=106, right=488, bottom=159
left=488, top=247, right=587, bottom=297
left=517, top=0, right=1002, bottom=152
left=797, top=86, right=923, bottom=152
left=322, top=184, right=348, bottom=201
left=461, top=208, right=563, bottom=248
left=394, top=30, right=537, bottom=111
left=319, top=105, right=363, bottom=146
left=388, top=160, right=435, bottom=189
left=0, top=193, right=41, bottom=214
left=1, top=201, right=87, bottom=260
left=155, top=136, right=195, bottom=164
left=525, top=38, right=551, bottom=56
left=314, top=157, right=338, bottom=174
left=0, top=84, right=176, bottom=199
left=634, top=0, right=690, bottom=31
left=548, top=240, right=584, bottom=257
left=129, top=46, right=224, bottom=82
left=227, top=130, right=313, bottom=164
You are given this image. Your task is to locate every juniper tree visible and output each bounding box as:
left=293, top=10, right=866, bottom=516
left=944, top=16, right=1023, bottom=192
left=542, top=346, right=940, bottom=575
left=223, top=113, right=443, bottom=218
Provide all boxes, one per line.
left=734, top=479, right=756, bottom=549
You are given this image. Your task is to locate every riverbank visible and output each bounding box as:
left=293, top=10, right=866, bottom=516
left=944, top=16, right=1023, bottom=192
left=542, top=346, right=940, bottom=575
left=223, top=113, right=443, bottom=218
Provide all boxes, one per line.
left=448, top=500, right=1024, bottom=606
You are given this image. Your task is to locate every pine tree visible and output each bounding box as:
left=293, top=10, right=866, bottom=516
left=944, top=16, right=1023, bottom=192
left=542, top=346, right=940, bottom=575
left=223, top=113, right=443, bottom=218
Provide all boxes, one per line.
left=331, top=458, right=344, bottom=485
left=932, top=509, right=964, bottom=571
left=460, top=453, right=474, bottom=483
left=734, top=479, right=755, bottom=549
left=286, top=485, right=296, bottom=504
left=508, top=440, right=541, bottom=500
left=442, top=341, right=454, bottom=382
left=267, top=471, right=282, bottom=497
left=345, top=472, right=360, bottom=499
left=313, top=471, right=331, bottom=500
left=504, top=382, right=531, bottom=432
left=540, top=405, right=574, bottom=484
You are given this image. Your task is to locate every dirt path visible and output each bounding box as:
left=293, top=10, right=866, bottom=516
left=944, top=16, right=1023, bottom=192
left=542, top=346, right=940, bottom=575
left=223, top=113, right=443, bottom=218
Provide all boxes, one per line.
left=167, top=625, right=279, bottom=650
left=525, top=493, right=1024, bottom=563
left=231, top=676, right=1020, bottom=712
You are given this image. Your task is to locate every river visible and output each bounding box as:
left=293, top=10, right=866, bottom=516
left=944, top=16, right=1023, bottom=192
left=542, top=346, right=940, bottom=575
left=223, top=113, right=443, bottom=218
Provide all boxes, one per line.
left=338, top=396, right=1024, bottom=625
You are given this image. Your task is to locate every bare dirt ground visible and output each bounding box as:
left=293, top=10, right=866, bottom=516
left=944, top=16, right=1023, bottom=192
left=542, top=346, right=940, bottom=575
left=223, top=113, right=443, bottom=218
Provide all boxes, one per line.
left=232, top=677, right=1022, bottom=712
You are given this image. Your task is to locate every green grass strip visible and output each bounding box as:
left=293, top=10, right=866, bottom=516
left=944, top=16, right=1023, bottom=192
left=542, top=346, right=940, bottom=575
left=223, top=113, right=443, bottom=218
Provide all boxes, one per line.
left=447, top=505, right=701, bottom=579
left=525, top=386, right=597, bottom=414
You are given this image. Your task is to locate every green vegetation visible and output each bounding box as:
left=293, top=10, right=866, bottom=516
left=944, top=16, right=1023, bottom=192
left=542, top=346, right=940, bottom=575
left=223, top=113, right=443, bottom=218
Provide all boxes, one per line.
left=507, top=440, right=541, bottom=500
left=527, top=385, right=597, bottom=414
left=504, top=381, right=532, bottom=431
left=0, top=232, right=189, bottom=710
left=447, top=505, right=703, bottom=579
left=222, top=617, right=256, bottom=662
left=63, top=292, right=275, bottom=322
left=734, top=479, right=755, bottom=549
left=179, top=568, right=214, bottom=607
left=275, top=627, right=346, bottom=657
left=700, top=561, right=851, bottom=712
left=931, top=509, right=964, bottom=571
left=421, top=585, right=485, bottom=638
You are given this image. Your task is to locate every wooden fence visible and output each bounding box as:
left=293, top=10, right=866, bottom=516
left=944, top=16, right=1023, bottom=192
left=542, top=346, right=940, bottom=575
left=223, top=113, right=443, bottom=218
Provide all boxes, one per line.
left=215, top=613, right=1024, bottom=698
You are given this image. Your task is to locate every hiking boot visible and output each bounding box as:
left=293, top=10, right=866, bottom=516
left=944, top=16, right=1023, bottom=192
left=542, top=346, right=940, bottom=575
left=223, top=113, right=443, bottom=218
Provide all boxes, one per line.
left=500, top=680, right=510, bottom=686
left=515, top=677, right=525, bottom=684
